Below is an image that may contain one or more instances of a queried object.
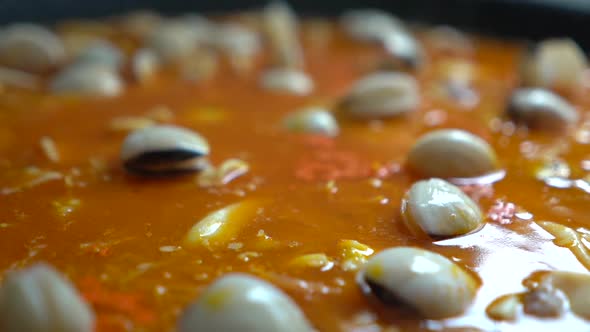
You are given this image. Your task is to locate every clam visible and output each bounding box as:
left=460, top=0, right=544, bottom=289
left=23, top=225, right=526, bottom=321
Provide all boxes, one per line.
left=0, top=23, right=65, bottom=72
left=401, top=178, right=483, bottom=237
left=427, top=26, right=474, bottom=56
left=209, top=23, right=260, bottom=57
left=131, top=48, right=159, bottom=82
left=382, top=30, right=424, bottom=69
left=521, top=38, right=588, bottom=93
left=0, top=263, right=94, bottom=332
left=120, top=125, right=209, bottom=176
left=73, top=40, right=124, bottom=70
left=340, top=9, right=403, bottom=43
left=50, top=62, right=123, bottom=96
left=341, top=10, right=422, bottom=69
left=339, top=71, right=419, bottom=119
left=260, top=68, right=314, bottom=95
left=177, top=14, right=213, bottom=36
left=406, top=129, right=498, bottom=178
left=283, top=107, right=339, bottom=136
left=178, top=273, right=314, bottom=332
left=359, top=247, right=478, bottom=319
left=507, top=88, right=578, bottom=131
left=145, top=19, right=209, bottom=63
left=263, top=1, right=303, bottom=68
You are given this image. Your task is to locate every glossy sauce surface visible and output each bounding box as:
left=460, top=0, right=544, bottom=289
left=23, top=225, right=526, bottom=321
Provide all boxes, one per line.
left=1, top=16, right=590, bottom=332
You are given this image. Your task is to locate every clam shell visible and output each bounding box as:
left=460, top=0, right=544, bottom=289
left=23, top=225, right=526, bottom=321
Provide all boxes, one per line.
left=145, top=18, right=210, bottom=63
left=121, top=125, right=209, bottom=175
left=521, top=38, right=588, bottom=93
left=73, top=40, right=124, bottom=70
left=0, top=263, right=94, bottom=332
left=131, top=48, right=160, bottom=82
left=0, top=24, right=65, bottom=72
left=50, top=62, right=123, bottom=96
left=359, top=247, right=478, bottom=319
left=340, top=9, right=404, bottom=42
left=261, top=68, right=314, bottom=95
left=340, top=71, right=419, bottom=119
left=283, top=107, right=339, bottom=136
left=406, top=129, right=498, bottom=178
left=178, top=273, right=314, bottom=332
left=263, top=1, right=303, bottom=68
left=401, top=178, right=483, bottom=237
left=210, top=23, right=260, bottom=57
left=382, top=31, right=424, bottom=69
left=508, top=88, right=578, bottom=131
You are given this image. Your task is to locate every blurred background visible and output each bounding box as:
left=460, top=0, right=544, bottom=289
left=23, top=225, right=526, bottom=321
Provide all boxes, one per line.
left=0, top=0, right=588, bottom=47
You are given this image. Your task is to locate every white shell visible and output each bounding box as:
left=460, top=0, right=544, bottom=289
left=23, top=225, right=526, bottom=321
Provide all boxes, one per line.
left=427, top=26, right=474, bottom=56
left=359, top=247, right=478, bottom=319
left=178, top=273, right=314, bottom=332
left=120, top=125, right=209, bottom=175
left=260, top=68, right=314, bottom=95
left=145, top=19, right=209, bottom=63
left=508, top=88, right=578, bottom=131
left=406, top=129, right=498, bottom=178
left=50, top=62, right=123, bottom=96
left=521, top=38, right=588, bottom=92
left=0, top=263, right=94, bottom=332
left=401, top=178, right=483, bottom=237
left=283, top=107, right=339, bottom=136
left=382, top=31, right=424, bottom=68
left=341, top=71, right=419, bottom=119
left=340, top=9, right=404, bottom=42
left=0, top=23, right=65, bottom=72
left=132, top=48, right=160, bottom=82
left=263, top=1, right=303, bottom=68
left=209, top=24, right=260, bottom=57
left=73, top=40, right=124, bottom=70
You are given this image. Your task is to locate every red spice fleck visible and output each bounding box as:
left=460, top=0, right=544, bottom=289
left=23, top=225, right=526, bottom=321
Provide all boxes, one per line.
left=487, top=200, right=516, bottom=225
left=460, top=183, right=494, bottom=202
left=95, top=246, right=111, bottom=257
left=295, top=150, right=372, bottom=181
left=293, top=134, right=394, bottom=182
left=80, top=243, right=113, bottom=257
left=78, top=277, right=156, bottom=329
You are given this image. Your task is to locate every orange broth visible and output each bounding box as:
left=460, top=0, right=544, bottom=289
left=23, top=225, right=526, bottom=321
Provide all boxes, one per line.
left=1, top=18, right=590, bottom=332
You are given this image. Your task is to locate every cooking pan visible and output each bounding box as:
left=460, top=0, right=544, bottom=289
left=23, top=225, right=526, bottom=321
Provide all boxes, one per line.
left=0, top=0, right=589, bottom=48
